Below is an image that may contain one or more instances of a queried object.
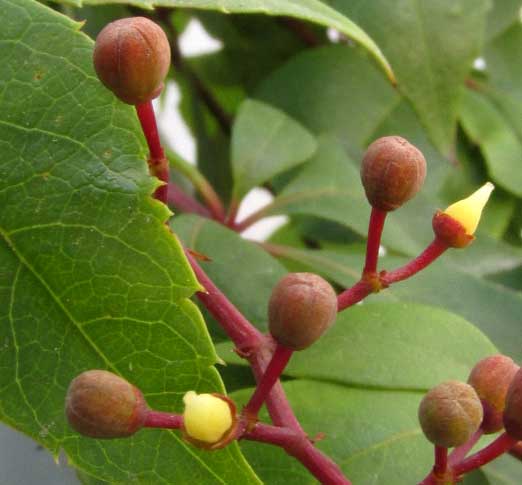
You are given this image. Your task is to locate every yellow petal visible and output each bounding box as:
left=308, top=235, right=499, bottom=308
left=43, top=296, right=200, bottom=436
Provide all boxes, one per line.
left=443, top=182, right=494, bottom=235
left=183, top=391, right=232, bottom=443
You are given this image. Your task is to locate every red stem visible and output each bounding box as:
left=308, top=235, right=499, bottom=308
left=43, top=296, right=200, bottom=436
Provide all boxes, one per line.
left=135, top=101, right=169, bottom=204
left=186, top=250, right=263, bottom=353
left=244, top=423, right=351, bottom=485
left=136, top=101, right=165, bottom=161
left=433, top=446, right=448, bottom=477
left=509, top=441, right=522, bottom=461
left=448, top=429, right=483, bottom=465
left=453, top=433, right=517, bottom=476
left=244, top=344, right=294, bottom=418
left=144, top=410, right=183, bottom=429
left=337, top=279, right=374, bottom=312
left=185, top=251, right=352, bottom=484
left=167, top=182, right=212, bottom=217
left=363, top=208, right=387, bottom=275
left=381, top=238, right=448, bottom=285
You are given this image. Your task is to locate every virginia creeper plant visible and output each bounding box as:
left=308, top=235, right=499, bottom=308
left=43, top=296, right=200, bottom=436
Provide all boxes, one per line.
left=2, top=0, right=522, bottom=484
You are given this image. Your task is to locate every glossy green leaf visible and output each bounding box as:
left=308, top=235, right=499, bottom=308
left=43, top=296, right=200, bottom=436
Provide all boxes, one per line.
left=481, top=453, right=522, bottom=484
left=0, top=1, right=259, bottom=483
left=62, top=0, right=395, bottom=84
left=218, top=302, right=497, bottom=390
left=327, top=0, right=490, bottom=156
left=231, top=100, right=317, bottom=200
left=171, top=214, right=287, bottom=332
left=460, top=89, right=522, bottom=197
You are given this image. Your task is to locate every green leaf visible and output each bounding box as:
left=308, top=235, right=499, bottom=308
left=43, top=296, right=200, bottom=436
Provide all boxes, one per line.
left=218, top=302, right=497, bottom=390
left=255, top=243, right=522, bottom=360
left=257, top=45, right=400, bottom=154
left=460, top=89, right=522, bottom=197
left=481, top=453, right=522, bottom=484
left=60, top=0, right=396, bottom=84
left=231, top=100, right=317, bottom=200
left=0, top=1, right=259, bottom=483
left=223, top=302, right=497, bottom=485
left=484, top=23, right=522, bottom=99
left=327, top=0, right=491, bottom=156
left=234, top=381, right=430, bottom=485
left=171, top=214, right=287, bottom=332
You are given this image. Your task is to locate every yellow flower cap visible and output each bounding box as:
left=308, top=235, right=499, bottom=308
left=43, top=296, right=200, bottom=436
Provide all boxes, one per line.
left=443, top=182, right=494, bottom=236
left=183, top=391, right=233, bottom=444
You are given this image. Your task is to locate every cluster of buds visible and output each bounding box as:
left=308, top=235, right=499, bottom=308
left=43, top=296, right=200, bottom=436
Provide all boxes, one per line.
left=417, top=355, right=522, bottom=481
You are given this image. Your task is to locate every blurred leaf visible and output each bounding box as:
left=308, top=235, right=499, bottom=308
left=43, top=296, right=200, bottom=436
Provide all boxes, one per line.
left=171, top=214, right=287, bottom=332
left=481, top=452, right=522, bottom=484
left=218, top=302, right=497, bottom=390
left=231, top=99, right=317, bottom=200
left=257, top=45, right=400, bottom=156
left=485, top=0, right=522, bottom=42
left=460, top=89, right=522, bottom=197
left=328, top=0, right=490, bottom=156
left=484, top=23, right=522, bottom=99
left=0, top=1, right=260, bottom=483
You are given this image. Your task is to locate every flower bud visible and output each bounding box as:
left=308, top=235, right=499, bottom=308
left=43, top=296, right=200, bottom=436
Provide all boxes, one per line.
left=66, top=370, right=147, bottom=438
left=468, top=355, right=519, bottom=433
left=360, top=136, right=426, bottom=211
left=182, top=391, right=237, bottom=449
left=268, top=273, right=337, bottom=351
left=433, top=183, right=494, bottom=248
left=93, top=17, right=171, bottom=105
left=418, top=381, right=483, bottom=448
left=503, top=368, right=522, bottom=439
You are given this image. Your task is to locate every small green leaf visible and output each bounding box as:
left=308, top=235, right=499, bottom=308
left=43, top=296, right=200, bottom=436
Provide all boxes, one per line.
left=231, top=99, right=317, bottom=200
left=460, top=89, right=522, bottom=196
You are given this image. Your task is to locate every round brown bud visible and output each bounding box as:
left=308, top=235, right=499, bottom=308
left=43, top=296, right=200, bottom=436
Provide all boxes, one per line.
left=93, top=17, right=171, bottom=105
left=418, top=381, right=483, bottom=448
left=361, top=136, right=427, bottom=211
left=66, top=370, right=148, bottom=438
left=503, top=368, right=522, bottom=439
left=468, top=355, right=519, bottom=433
left=268, top=273, right=337, bottom=351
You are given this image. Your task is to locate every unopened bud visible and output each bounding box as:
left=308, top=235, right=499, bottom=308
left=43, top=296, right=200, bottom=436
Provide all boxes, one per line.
left=268, top=273, right=337, bottom=351
left=66, top=370, right=147, bottom=438
left=418, top=381, right=483, bottom=448
left=433, top=183, right=494, bottom=248
left=361, top=136, right=426, bottom=211
left=468, top=355, right=519, bottom=433
left=93, top=17, right=171, bottom=105
left=503, top=368, right=522, bottom=439
left=182, top=391, right=237, bottom=449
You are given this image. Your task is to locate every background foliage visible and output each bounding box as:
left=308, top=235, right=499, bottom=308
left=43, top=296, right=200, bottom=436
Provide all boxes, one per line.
left=1, top=0, right=522, bottom=483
